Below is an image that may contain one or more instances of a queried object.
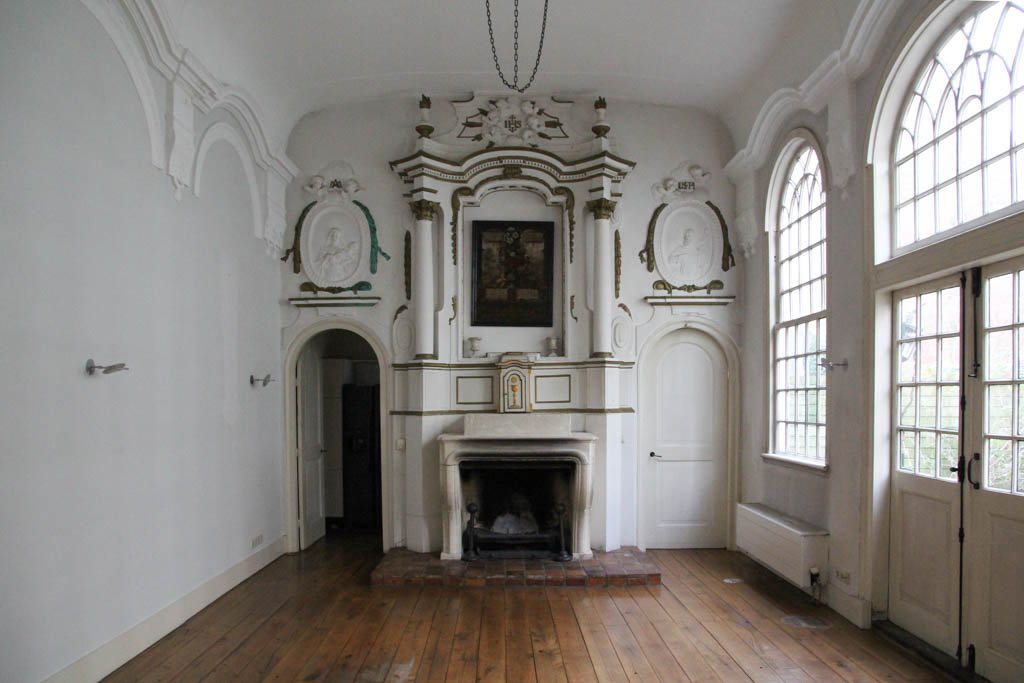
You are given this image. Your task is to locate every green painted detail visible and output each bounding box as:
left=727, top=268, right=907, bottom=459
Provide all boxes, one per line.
left=353, top=200, right=390, bottom=273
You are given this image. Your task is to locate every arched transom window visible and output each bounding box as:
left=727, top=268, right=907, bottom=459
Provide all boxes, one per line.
left=773, top=142, right=827, bottom=463
left=894, top=1, right=1024, bottom=251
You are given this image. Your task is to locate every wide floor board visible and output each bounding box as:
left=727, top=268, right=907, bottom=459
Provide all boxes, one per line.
left=105, top=535, right=951, bottom=682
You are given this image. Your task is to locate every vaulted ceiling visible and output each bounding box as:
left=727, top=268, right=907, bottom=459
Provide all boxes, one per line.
left=160, top=0, right=858, bottom=148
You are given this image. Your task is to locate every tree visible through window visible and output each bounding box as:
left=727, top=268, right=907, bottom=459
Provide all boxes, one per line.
left=894, top=1, right=1024, bottom=251
left=773, top=143, right=827, bottom=463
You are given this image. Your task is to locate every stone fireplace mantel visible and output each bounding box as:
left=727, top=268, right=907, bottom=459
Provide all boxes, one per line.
left=438, top=414, right=595, bottom=560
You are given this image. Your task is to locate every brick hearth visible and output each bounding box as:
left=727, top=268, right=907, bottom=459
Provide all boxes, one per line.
left=370, top=547, right=661, bottom=587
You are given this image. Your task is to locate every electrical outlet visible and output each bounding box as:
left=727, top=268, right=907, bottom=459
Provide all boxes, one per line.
left=250, top=534, right=263, bottom=549
left=834, top=568, right=851, bottom=584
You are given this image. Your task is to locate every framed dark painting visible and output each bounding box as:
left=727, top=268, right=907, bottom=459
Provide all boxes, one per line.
left=471, top=220, right=554, bottom=327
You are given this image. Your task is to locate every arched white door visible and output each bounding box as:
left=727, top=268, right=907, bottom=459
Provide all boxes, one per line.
left=640, top=328, right=728, bottom=548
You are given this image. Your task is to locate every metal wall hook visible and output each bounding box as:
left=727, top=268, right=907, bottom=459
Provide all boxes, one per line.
left=818, top=358, right=849, bottom=371
left=85, top=359, right=128, bottom=375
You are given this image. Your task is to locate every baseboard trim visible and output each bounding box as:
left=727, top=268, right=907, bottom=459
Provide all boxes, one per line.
left=43, top=537, right=285, bottom=683
left=828, top=585, right=873, bottom=628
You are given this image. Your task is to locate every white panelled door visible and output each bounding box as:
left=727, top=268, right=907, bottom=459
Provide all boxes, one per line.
left=890, top=261, right=1024, bottom=681
left=298, top=347, right=326, bottom=549
left=641, top=328, right=727, bottom=548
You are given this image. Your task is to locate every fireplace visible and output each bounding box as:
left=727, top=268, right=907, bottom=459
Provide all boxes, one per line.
left=438, top=414, right=594, bottom=560
left=461, top=461, right=575, bottom=560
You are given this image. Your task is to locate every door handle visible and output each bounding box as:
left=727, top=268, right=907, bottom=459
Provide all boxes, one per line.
left=967, top=452, right=980, bottom=490
left=950, top=454, right=965, bottom=482
left=649, top=451, right=662, bottom=459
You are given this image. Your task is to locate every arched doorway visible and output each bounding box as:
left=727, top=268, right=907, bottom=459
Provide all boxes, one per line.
left=284, top=322, right=391, bottom=553
left=636, top=322, right=740, bottom=549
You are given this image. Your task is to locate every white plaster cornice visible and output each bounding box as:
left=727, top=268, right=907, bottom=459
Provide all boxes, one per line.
left=78, top=0, right=299, bottom=256
left=724, top=0, right=903, bottom=182
left=119, top=0, right=299, bottom=181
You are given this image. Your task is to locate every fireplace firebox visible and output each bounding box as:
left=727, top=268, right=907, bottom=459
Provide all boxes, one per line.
left=438, top=414, right=594, bottom=560
left=460, top=461, right=574, bottom=560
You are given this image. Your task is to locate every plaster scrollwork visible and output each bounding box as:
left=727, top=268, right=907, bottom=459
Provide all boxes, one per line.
left=436, top=94, right=582, bottom=150
left=651, top=162, right=712, bottom=203
left=732, top=171, right=760, bottom=259
left=166, top=80, right=196, bottom=199
left=303, top=161, right=363, bottom=203
left=456, top=97, right=569, bottom=148
left=827, top=80, right=857, bottom=196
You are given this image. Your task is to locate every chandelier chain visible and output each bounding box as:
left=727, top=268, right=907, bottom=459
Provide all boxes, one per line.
left=486, top=0, right=548, bottom=93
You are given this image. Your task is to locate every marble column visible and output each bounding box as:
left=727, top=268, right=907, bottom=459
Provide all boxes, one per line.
left=410, top=199, right=439, bottom=360
left=586, top=198, right=616, bottom=358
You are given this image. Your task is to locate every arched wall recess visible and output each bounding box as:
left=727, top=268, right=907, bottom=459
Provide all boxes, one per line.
left=77, top=0, right=165, bottom=168
left=193, top=121, right=265, bottom=244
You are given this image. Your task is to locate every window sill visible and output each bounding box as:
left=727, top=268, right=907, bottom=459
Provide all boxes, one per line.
left=761, top=452, right=830, bottom=476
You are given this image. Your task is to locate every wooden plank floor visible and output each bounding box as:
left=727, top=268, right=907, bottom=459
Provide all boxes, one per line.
left=105, top=534, right=952, bottom=682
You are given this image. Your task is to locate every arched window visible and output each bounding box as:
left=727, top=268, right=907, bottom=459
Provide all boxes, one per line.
left=770, top=137, right=828, bottom=464
left=893, top=1, right=1024, bottom=253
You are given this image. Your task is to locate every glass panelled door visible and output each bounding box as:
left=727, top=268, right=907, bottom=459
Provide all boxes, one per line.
left=889, top=278, right=963, bottom=655
left=967, top=258, right=1024, bottom=681
left=890, top=257, right=1024, bottom=681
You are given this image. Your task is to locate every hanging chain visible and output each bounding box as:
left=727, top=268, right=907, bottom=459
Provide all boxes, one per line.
left=486, top=0, right=549, bottom=93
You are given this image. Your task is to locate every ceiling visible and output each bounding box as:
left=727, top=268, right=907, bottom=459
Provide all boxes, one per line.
left=161, top=0, right=857, bottom=143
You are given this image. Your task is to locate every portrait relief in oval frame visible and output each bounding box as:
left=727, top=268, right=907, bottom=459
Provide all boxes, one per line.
left=301, top=203, right=368, bottom=288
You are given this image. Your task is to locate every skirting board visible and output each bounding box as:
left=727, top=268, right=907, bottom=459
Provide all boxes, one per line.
left=44, top=537, right=285, bottom=683
left=828, top=584, right=873, bottom=629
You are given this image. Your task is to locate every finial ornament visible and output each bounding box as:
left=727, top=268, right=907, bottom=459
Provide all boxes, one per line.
left=592, top=96, right=611, bottom=138
left=415, top=94, right=435, bottom=138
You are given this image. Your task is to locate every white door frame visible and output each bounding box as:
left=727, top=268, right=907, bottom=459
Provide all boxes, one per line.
left=635, top=320, right=741, bottom=551
left=283, top=319, right=393, bottom=554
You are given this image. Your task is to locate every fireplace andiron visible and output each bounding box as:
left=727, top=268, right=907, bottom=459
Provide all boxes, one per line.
left=463, top=502, right=572, bottom=562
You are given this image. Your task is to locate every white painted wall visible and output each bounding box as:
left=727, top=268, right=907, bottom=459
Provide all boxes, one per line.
left=0, top=2, right=284, bottom=681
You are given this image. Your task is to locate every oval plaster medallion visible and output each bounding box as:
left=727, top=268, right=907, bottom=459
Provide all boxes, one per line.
left=654, top=202, right=722, bottom=285
left=612, top=315, right=634, bottom=356
left=392, top=316, right=414, bottom=360
left=301, top=203, right=367, bottom=288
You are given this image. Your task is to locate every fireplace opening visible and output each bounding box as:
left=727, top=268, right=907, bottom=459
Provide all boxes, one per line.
left=459, top=461, right=574, bottom=561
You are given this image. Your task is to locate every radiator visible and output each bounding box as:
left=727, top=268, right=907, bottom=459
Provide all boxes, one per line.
left=735, top=503, right=829, bottom=588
